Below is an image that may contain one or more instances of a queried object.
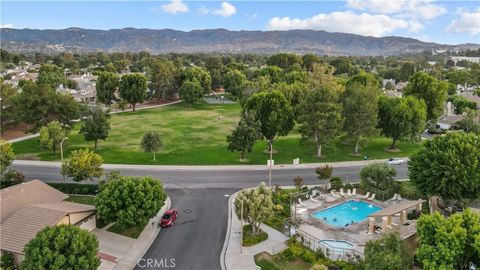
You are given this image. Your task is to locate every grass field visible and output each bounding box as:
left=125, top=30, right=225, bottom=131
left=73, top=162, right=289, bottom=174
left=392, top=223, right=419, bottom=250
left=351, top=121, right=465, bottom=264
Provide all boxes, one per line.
left=13, top=101, right=420, bottom=165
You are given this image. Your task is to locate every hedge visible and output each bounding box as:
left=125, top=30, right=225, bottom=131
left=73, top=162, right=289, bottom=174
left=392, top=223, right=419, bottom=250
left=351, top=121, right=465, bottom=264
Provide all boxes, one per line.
left=47, top=183, right=99, bottom=195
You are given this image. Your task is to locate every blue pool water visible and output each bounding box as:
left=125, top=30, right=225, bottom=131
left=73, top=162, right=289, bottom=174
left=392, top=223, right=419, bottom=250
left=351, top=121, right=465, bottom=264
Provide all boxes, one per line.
left=312, top=201, right=381, bottom=227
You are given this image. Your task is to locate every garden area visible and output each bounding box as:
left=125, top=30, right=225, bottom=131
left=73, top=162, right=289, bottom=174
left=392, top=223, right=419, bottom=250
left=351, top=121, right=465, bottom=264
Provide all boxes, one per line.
left=12, top=102, right=419, bottom=165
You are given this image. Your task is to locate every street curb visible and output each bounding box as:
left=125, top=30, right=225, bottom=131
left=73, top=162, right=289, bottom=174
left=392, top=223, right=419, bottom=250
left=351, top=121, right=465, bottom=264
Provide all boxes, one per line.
left=220, top=191, right=236, bottom=270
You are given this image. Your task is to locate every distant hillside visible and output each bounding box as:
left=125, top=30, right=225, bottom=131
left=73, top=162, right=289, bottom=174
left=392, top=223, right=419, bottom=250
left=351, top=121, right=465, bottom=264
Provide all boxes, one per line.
left=1, top=28, right=479, bottom=56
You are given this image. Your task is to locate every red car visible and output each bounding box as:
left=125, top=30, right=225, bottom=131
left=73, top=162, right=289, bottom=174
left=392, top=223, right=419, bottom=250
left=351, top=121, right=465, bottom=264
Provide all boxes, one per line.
left=160, top=209, right=178, bottom=227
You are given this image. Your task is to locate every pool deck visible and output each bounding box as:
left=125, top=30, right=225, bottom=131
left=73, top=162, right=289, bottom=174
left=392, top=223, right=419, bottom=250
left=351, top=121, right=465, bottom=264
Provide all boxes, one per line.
left=294, top=194, right=419, bottom=254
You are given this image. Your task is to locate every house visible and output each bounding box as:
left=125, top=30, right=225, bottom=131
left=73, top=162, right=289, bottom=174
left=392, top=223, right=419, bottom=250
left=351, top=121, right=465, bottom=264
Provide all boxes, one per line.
left=437, top=114, right=464, bottom=130
left=0, top=180, right=96, bottom=264
left=459, top=93, right=480, bottom=109
left=395, top=81, right=408, bottom=92
left=450, top=56, right=480, bottom=65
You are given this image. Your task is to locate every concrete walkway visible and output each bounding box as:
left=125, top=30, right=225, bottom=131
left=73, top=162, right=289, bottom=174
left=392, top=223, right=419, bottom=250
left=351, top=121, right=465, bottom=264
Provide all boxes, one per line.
left=95, top=196, right=171, bottom=270
left=223, top=191, right=289, bottom=270
left=13, top=158, right=398, bottom=171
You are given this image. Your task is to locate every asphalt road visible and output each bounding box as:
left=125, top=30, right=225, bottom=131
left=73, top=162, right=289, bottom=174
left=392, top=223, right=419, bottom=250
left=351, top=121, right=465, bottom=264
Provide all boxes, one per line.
left=134, top=188, right=236, bottom=270
left=12, top=163, right=408, bottom=189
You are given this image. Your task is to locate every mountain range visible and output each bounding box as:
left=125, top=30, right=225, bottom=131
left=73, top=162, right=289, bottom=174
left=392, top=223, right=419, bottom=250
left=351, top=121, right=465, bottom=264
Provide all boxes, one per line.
left=1, top=28, right=479, bottom=56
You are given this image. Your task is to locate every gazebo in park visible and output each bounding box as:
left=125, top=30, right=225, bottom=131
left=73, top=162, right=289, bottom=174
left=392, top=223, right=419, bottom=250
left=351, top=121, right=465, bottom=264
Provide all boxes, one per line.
left=367, top=199, right=426, bottom=234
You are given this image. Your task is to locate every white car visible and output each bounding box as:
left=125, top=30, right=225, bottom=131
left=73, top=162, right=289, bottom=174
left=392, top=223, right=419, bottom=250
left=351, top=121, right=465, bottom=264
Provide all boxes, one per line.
left=387, top=158, right=408, bottom=165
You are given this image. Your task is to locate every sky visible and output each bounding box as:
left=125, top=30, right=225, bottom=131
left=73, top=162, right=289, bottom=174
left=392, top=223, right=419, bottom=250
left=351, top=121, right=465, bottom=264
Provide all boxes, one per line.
left=1, top=0, right=479, bottom=45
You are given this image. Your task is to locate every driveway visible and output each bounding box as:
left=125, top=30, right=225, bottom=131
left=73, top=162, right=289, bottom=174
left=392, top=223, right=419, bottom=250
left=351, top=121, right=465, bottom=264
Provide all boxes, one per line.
left=135, top=188, right=237, bottom=270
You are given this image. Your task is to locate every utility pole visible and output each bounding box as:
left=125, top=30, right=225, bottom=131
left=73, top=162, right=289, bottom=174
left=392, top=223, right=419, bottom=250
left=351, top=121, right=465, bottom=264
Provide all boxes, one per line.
left=240, top=199, right=243, bottom=254
left=60, top=137, right=68, bottom=182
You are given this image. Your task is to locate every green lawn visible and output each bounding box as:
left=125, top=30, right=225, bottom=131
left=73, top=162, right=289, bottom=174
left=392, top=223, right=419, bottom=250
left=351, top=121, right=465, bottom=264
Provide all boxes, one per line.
left=13, top=102, right=420, bottom=165
left=107, top=222, right=146, bottom=239
left=65, top=195, right=95, bottom=206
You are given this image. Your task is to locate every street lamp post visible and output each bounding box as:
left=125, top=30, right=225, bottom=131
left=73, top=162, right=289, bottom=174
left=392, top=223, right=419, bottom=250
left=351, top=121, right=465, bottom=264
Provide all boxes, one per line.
left=268, top=140, right=273, bottom=188
left=60, top=137, right=68, bottom=182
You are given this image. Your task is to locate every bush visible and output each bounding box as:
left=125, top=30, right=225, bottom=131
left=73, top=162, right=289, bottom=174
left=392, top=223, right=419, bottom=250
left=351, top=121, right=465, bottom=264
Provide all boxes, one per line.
left=274, top=204, right=284, bottom=212
left=289, top=243, right=305, bottom=257
left=47, top=183, right=99, bottom=195
left=344, top=183, right=353, bottom=190
left=0, top=169, right=25, bottom=188
left=330, top=177, right=343, bottom=190
left=282, top=248, right=295, bottom=261
left=302, top=250, right=316, bottom=263
left=242, top=224, right=268, bottom=247
left=293, top=176, right=304, bottom=189
left=316, top=164, right=333, bottom=180
left=407, top=209, right=421, bottom=220
left=1, top=251, right=15, bottom=270
left=310, top=265, right=328, bottom=270
left=397, top=181, right=421, bottom=200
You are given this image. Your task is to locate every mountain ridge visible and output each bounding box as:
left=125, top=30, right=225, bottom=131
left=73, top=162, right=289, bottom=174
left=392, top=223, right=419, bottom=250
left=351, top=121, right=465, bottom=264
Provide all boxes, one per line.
left=1, top=27, right=479, bottom=56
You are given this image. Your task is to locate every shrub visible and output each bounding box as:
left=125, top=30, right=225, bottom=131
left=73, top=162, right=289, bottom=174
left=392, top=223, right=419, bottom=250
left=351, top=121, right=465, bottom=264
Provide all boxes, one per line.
left=274, top=204, right=284, bottom=212
left=302, top=250, right=316, bottom=263
left=407, top=209, right=421, bottom=220
left=73, top=188, right=80, bottom=194
left=309, top=265, right=328, bottom=270
left=330, top=177, right=343, bottom=190
left=0, top=251, right=15, bottom=270
left=316, top=164, right=333, bottom=179
left=344, top=183, right=353, bottom=190
left=47, top=183, right=99, bottom=195
left=289, top=243, right=305, bottom=257
left=0, top=169, right=25, bottom=188
left=293, top=176, right=304, bottom=189
left=282, top=248, right=295, bottom=261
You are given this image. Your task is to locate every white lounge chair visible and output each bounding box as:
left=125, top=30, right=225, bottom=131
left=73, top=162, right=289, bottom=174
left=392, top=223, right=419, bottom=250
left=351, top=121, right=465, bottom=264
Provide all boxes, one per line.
left=298, top=198, right=306, bottom=206
left=390, top=194, right=398, bottom=201
left=340, top=188, right=345, bottom=197
left=347, top=189, right=352, bottom=197
left=352, top=188, right=357, bottom=196
left=331, top=190, right=341, bottom=198
left=368, top=193, right=376, bottom=201
left=311, top=197, right=320, bottom=203
left=361, top=192, right=370, bottom=199
left=397, top=194, right=402, bottom=201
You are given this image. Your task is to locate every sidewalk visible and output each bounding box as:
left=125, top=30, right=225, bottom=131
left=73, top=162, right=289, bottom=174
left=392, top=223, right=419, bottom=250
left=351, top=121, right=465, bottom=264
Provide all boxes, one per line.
left=223, top=191, right=289, bottom=270
left=95, top=196, right=171, bottom=270
left=13, top=158, right=397, bottom=171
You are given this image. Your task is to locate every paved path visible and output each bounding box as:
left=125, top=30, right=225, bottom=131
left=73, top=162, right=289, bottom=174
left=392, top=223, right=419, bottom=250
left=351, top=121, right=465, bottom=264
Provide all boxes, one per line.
left=224, top=191, right=288, bottom=270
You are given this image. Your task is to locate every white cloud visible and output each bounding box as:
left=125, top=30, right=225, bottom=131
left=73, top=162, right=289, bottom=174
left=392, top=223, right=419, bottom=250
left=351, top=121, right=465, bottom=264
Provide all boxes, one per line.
left=346, top=0, right=446, bottom=20
left=445, top=8, right=480, bottom=35
left=152, top=0, right=189, bottom=14
left=0, top=23, right=14, bottom=28
left=267, top=11, right=410, bottom=37
left=197, top=6, right=210, bottom=15
left=408, top=21, right=424, bottom=32
left=246, top=13, right=259, bottom=20
left=211, top=2, right=237, bottom=17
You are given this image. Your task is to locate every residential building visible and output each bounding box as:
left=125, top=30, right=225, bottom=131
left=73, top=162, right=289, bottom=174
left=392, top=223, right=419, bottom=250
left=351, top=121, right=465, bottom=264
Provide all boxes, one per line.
left=450, top=56, right=480, bottom=64
left=0, top=180, right=96, bottom=264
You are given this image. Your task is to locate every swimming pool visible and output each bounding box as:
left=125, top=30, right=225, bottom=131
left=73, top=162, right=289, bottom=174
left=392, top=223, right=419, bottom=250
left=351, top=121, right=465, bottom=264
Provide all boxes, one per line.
left=320, top=240, right=354, bottom=250
left=312, top=200, right=381, bottom=227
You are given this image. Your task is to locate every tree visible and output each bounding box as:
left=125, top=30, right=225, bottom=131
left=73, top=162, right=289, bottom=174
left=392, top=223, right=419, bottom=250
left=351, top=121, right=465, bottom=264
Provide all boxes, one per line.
left=377, top=96, right=427, bottom=150
left=0, top=81, right=17, bottom=131
left=298, top=85, right=343, bottom=158
left=404, top=72, right=448, bottom=121
left=0, top=140, right=14, bottom=174
left=178, top=79, right=204, bottom=108
left=408, top=132, right=480, bottom=206
left=457, top=108, right=480, bottom=134
left=95, top=172, right=167, bottom=228
left=37, top=64, right=66, bottom=88
left=446, top=70, right=475, bottom=87
left=234, top=182, right=274, bottom=234
left=62, top=149, right=103, bottom=182
left=182, top=66, right=212, bottom=93
left=450, top=95, right=478, bottom=114
left=149, top=59, right=177, bottom=100
left=266, top=53, right=303, bottom=69
left=119, top=73, right=147, bottom=111
left=293, top=176, right=304, bottom=189
left=363, top=232, right=413, bottom=270
left=302, top=53, right=321, bottom=72
left=13, top=83, right=82, bottom=132
left=96, top=72, right=119, bottom=106
left=399, top=62, right=416, bottom=81
left=141, top=131, right=163, bottom=160
left=79, top=110, right=111, bottom=149
left=360, top=163, right=397, bottom=191
left=342, top=83, right=379, bottom=154
left=39, top=121, right=66, bottom=155
left=0, top=251, right=14, bottom=270
left=21, top=224, right=100, bottom=270
left=315, top=164, right=333, bottom=180
left=243, top=90, right=295, bottom=150
left=226, top=112, right=262, bottom=160
left=224, top=70, right=247, bottom=100
left=416, top=209, right=480, bottom=270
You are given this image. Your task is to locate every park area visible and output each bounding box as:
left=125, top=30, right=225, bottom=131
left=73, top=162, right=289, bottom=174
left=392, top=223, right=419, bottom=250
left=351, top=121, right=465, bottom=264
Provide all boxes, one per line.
left=12, top=102, right=420, bottom=165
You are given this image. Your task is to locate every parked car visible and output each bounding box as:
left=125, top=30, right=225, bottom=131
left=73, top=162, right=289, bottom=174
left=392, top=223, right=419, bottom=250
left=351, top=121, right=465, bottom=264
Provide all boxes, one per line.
left=387, top=158, right=408, bottom=165
left=160, top=209, right=178, bottom=227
